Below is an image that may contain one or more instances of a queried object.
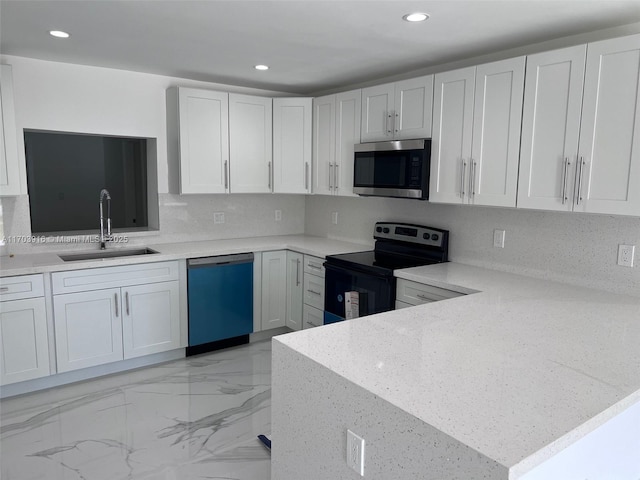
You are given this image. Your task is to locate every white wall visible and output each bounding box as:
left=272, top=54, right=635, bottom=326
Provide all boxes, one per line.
left=0, top=55, right=305, bottom=252
left=305, top=195, right=640, bottom=297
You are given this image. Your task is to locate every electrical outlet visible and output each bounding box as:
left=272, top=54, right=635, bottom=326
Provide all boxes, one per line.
left=618, top=244, right=635, bottom=267
left=346, top=429, right=365, bottom=476
left=275, top=210, right=282, bottom=221
left=332, top=212, right=339, bottom=225
left=493, top=229, right=505, bottom=248
left=213, top=212, right=225, bottom=224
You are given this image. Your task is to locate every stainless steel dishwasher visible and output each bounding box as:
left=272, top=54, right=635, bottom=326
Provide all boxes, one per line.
left=186, top=253, right=254, bottom=356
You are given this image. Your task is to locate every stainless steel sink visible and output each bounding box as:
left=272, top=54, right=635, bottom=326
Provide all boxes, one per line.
left=59, top=248, right=159, bottom=262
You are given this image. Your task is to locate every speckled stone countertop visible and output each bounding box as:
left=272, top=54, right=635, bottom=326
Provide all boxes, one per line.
left=275, top=262, right=640, bottom=478
left=0, top=235, right=371, bottom=277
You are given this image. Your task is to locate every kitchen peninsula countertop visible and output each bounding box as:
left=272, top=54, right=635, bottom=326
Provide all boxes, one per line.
left=274, top=262, right=640, bottom=478
left=0, top=235, right=371, bottom=277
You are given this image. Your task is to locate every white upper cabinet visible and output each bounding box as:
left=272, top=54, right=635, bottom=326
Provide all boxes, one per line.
left=313, top=89, right=361, bottom=196
left=518, top=34, right=640, bottom=216
left=430, top=67, right=476, bottom=204
left=517, top=46, right=587, bottom=211
left=0, top=64, right=21, bottom=196
left=229, top=93, right=273, bottom=193
left=175, top=87, right=229, bottom=194
left=312, top=94, right=335, bottom=196
left=361, top=75, right=433, bottom=142
left=576, top=34, right=640, bottom=216
left=431, top=59, right=525, bottom=207
left=470, top=57, right=525, bottom=207
left=273, top=98, right=312, bottom=194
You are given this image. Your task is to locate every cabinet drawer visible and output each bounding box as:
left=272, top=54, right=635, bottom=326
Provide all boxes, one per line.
left=303, top=304, right=324, bottom=329
left=0, top=274, right=45, bottom=301
left=303, top=255, right=325, bottom=277
left=396, top=278, right=464, bottom=306
left=303, top=274, right=325, bottom=310
left=52, top=261, right=180, bottom=294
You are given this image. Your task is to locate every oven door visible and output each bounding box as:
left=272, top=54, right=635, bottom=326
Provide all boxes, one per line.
left=323, top=263, right=395, bottom=324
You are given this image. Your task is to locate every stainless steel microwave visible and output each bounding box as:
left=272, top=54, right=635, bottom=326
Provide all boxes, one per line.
left=353, top=139, right=431, bottom=200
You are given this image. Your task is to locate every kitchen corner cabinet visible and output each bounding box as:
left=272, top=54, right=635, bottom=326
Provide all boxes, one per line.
left=52, top=261, right=181, bottom=373
left=0, top=274, right=50, bottom=385
left=285, top=251, right=303, bottom=331
left=173, top=87, right=230, bottom=194
left=313, top=89, right=361, bottom=196
left=261, top=251, right=287, bottom=330
left=0, top=64, right=21, bottom=196
left=430, top=57, right=525, bottom=207
left=273, top=98, right=312, bottom=194
left=518, top=34, right=640, bottom=216
left=361, top=75, right=433, bottom=142
left=229, top=93, right=272, bottom=193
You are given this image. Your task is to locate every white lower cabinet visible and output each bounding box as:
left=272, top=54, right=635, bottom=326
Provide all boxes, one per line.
left=122, top=282, right=180, bottom=359
left=53, top=288, right=123, bottom=372
left=0, top=297, right=49, bottom=385
left=285, top=251, right=304, bottom=331
left=303, top=304, right=324, bottom=329
left=261, top=251, right=287, bottom=330
left=52, top=261, right=182, bottom=373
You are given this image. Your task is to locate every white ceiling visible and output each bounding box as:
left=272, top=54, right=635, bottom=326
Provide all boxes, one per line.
left=1, top=0, right=640, bottom=95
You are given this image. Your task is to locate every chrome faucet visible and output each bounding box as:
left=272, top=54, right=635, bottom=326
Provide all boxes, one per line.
left=99, top=189, right=112, bottom=250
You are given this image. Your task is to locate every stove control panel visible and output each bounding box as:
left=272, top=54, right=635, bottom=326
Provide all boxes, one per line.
left=374, top=222, right=448, bottom=248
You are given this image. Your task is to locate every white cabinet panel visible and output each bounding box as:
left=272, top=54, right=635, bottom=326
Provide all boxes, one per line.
left=273, top=98, right=312, bottom=194
left=176, top=88, right=229, bottom=194
left=122, top=281, right=180, bottom=359
left=430, top=67, right=476, bottom=204
left=303, top=255, right=325, bottom=276
left=303, top=274, right=325, bottom=310
left=286, top=251, right=303, bottom=331
left=312, top=95, right=335, bottom=196
left=0, top=64, right=21, bottom=196
left=518, top=46, right=586, bottom=211
left=334, top=90, right=361, bottom=196
left=577, top=34, right=640, bottom=216
left=303, top=304, right=323, bottom=329
left=261, top=251, right=287, bottom=330
left=361, top=83, right=394, bottom=142
left=396, top=279, right=463, bottom=306
left=54, top=288, right=123, bottom=373
left=0, top=297, right=49, bottom=385
left=471, top=57, right=525, bottom=207
left=0, top=274, right=45, bottom=301
left=394, top=76, right=433, bottom=140
left=229, top=94, right=272, bottom=193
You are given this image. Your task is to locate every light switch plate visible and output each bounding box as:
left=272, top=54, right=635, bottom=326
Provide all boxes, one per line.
left=346, top=429, right=365, bottom=476
left=493, top=229, right=505, bottom=248
left=332, top=212, right=339, bottom=225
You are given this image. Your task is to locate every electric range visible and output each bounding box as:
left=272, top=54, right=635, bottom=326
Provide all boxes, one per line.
left=323, top=222, right=449, bottom=324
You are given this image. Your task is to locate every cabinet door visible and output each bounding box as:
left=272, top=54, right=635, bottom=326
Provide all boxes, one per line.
left=312, top=95, right=336, bottom=195
left=285, top=252, right=303, bottom=331
left=273, top=98, right=312, bottom=194
left=177, top=88, right=229, bottom=194
left=576, top=34, right=640, bottom=216
left=517, top=46, right=586, bottom=211
left=0, top=64, right=21, bottom=196
left=122, top=281, right=180, bottom=359
left=302, top=304, right=323, bottom=329
left=261, top=251, right=287, bottom=330
left=430, top=67, right=475, bottom=204
left=394, top=75, right=434, bottom=140
left=54, top=288, right=123, bottom=372
left=0, top=298, right=49, bottom=385
left=471, top=57, right=525, bottom=207
left=334, top=89, right=361, bottom=196
left=361, top=83, right=394, bottom=142
left=229, top=94, right=273, bottom=193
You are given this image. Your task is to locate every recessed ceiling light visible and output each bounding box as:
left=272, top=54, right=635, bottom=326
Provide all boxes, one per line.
left=254, top=65, right=269, bottom=71
left=403, top=13, right=429, bottom=22
left=49, top=30, right=70, bottom=38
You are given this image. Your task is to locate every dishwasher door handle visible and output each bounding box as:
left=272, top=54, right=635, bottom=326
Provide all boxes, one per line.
left=188, top=252, right=254, bottom=268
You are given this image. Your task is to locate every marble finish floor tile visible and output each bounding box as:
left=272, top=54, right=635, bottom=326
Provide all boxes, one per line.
left=1, top=341, right=272, bottom=480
